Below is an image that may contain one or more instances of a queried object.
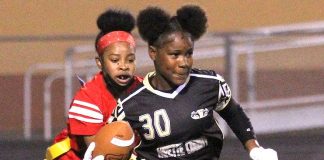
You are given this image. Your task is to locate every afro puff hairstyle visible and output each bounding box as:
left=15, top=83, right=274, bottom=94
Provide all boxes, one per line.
left=95, top=9, right=135, bottom=51
left=137, top=5, right=207, bottom=46
left=176, top=5, right=207, bottom=40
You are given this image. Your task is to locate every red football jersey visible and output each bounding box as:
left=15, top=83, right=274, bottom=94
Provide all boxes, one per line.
left=48, top=72, right=142, bottom=160
left=68, top=72, right=142, bottom=135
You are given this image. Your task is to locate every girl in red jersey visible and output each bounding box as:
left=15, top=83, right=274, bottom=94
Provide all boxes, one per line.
left=45, top=8, right=142, bottom=160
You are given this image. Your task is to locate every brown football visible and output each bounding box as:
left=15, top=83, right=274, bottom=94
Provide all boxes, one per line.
left=92, top=121, right=135, bottom=160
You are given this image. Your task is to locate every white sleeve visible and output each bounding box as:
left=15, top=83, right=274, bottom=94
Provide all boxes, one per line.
left=214, top=80, right=232, bottom=111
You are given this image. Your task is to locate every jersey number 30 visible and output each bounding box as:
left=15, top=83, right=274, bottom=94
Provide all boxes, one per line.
left=139, top=109, right=171, bottom=140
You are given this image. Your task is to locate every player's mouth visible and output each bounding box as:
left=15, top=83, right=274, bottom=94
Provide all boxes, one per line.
left=116, top=74, right=131, bottom=85
left=174, top=72, right=189, bottom=80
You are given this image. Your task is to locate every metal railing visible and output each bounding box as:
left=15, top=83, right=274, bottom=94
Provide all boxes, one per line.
left=21, top=21, right=324, bottom=140
left=23, top=60, right=97, bottom=140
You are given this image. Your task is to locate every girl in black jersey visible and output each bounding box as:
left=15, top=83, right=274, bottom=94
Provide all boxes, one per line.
left=86, top=5, right=278, bottom=160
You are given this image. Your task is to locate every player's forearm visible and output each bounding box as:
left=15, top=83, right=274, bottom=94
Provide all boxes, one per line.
left=218, top=98, right=256, bottom=144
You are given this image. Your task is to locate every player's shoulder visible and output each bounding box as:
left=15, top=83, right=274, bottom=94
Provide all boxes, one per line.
left=125, top=75, right=144, bottom=93
left=119, top=82, right=145, bottom=102
left=74, top=73, right=110, bottom=100
left=190, top=68, right=225, bottom=82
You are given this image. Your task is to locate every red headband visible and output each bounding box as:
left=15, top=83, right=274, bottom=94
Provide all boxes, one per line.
left=96, top=31, right=136, bottom=55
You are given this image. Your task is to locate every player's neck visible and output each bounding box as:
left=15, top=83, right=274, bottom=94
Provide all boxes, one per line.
left=149, top=74, right=177, bottom=92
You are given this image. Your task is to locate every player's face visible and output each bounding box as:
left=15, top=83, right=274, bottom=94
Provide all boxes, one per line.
left=97, top=41, right=136, bottom=86
left=150, top=32, right=193, bottom=89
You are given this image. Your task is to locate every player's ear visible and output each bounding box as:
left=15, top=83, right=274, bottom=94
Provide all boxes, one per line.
left=95, top=57, right=103, bottom=70
left=149, top=46, right=157, bottom=61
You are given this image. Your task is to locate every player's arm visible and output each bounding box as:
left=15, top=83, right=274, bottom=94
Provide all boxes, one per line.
left=214, top=79, right=278, bottom=160
left=217, top=98, right=256, bottom=145
left=83, top=135, right=96, bottom=146
left=218, top=98, right=278, bottom=160
left=83, top=101, right=135, bottom=160
left=68, top=91, right=108, bottom=157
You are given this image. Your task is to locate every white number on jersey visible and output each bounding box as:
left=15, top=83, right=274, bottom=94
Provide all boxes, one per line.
left=139, top=109, right=171, bottom=140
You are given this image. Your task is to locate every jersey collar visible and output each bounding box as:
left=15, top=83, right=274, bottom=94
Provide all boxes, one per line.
left=143, top=71, right=190, bottom=99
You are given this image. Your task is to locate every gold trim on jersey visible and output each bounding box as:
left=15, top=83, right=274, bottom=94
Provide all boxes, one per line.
left=143, top=71, right=190, bottom=99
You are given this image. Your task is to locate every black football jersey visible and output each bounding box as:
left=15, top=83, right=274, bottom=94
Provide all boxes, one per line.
left=110, top=68, right=232, bottom=159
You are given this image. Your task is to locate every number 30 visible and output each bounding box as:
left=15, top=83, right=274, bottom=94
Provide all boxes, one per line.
left=139, top=109, right=171, bottom=140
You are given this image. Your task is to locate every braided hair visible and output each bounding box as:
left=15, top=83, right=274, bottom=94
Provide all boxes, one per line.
left=137, top=5, right=207, bottom=48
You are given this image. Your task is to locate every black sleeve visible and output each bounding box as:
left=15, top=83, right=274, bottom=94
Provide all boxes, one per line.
left=218, top=98, right=256, bottom=145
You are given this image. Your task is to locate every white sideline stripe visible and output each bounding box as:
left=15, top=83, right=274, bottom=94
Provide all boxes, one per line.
left=73, top=100, right=100, bottom=111
left=111, top=134, right=135, bottom=147
left=69, top=106, right=103, bottom=120
left=69, top=115, right=103, bottom=123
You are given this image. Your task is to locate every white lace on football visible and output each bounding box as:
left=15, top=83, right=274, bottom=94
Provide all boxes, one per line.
left=110, top=134, right=135, bottom=147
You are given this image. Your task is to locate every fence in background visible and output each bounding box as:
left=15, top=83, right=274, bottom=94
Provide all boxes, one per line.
left=18, top=21, right=324, bottom=140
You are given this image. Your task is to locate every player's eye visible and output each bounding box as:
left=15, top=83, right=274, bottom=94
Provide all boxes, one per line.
left=110, top=58, right=119, bottom=63
left=128, top=59, right=135, bottom=63
left=186, top=50, right=193, bottom=57
left=169, top=52, right=179, bottom=58
left=127, top=55, right=135, bottom=63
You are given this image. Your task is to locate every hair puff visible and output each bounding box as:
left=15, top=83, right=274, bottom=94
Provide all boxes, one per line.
left=176, top=5, right=207, bottom=40
left=97, top=9, right=135, bottom=33
left=137, top=6, right=170, bottom=43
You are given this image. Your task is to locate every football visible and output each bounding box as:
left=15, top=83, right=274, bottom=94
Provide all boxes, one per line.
left=92, top=121, right=135, bottom=160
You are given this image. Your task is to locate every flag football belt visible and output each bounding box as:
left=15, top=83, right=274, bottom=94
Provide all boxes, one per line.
left=45, top=137, right=71, bottom=160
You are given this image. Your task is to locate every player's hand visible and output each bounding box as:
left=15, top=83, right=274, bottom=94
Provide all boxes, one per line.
left=249, top=147, right=278, bottom=160
left=83, top=142, right=104, bottom=160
